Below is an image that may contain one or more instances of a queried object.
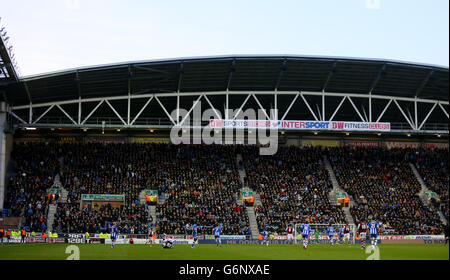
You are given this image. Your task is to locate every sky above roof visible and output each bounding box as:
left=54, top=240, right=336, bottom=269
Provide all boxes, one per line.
left=1, top=0, right=449, bottom=76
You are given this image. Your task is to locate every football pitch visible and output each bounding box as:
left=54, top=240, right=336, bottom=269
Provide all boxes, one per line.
left=0, top=243, right=448, bottom=260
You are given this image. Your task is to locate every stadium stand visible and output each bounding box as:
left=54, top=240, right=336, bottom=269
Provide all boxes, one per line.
left=154, top=144, right=250, bottom=235
left=411, top=148, right=449, bottom=222
left=4, top=143, right=60, bottom=232
left=4, top=141, right=447, bottom=238
left=48, top=143, right=249, bottom=235
left=53, top=143, right=152, bottom=234
left=326, top=147, right=445, bottom=235
left=241, top=145, right=347, bottom=235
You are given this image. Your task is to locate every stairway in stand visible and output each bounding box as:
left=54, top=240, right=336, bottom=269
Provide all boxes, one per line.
left=246, top=207, right=260, bottom=239
left=46, top=204, right=57, bottom=232
left=237, top=152, right=263, bottom=238
left=323, top=155, right=355, bottom=225
left=409, top=163, right=447, bottom=224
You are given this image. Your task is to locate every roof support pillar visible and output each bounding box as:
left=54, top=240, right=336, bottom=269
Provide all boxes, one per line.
left=316, top=103, right=322, bottom=121
left=78, top=97, right=82, bottom=125
left=414, top=98, right=418, bottom=130
left=322, top=91, right=325, bottom=121
left=225, top=92, right=229, bottom=119
left=176, top=93, right=180, bottom=125
left=361, top=105, right=369, bottom=122
left=29, top=104, right=32, bottom=124
left=274, top=93, right=278, bottom=116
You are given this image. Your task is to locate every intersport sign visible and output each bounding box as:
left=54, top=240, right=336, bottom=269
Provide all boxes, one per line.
left=210, top=120, right=390, bottom=132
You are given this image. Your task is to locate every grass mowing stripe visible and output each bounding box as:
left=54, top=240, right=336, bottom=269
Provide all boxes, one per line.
left=0, top=244, right=448, bottom=260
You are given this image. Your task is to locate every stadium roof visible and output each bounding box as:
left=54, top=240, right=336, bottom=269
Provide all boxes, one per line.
left=0, top=29, right=19, bottom=88
left=5, top=55, right=449, bottom=106
left=3, top=55, right=449, bottom=134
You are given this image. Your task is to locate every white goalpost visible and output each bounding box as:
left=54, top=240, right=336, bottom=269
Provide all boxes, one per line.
left=294, top=224, right=357, bottom=245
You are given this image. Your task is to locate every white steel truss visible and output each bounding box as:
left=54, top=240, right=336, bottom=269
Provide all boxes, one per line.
left=8, top=91, right=449, bottom=134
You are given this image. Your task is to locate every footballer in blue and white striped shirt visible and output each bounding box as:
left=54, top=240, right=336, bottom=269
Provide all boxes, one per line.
left=327, top=225, right=336, bottom=246
left=213, top=224, right=222, bottom=247
left=368, top=220, right=379, bottom=247
left=110, top=222, right=119, bottom=248
left=261, top=229, right=270, bottom=246
left=300, top=224, right=311, bottom=249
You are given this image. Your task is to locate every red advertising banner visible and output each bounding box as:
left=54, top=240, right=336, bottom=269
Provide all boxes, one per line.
left=28, top=237, right=46, bottom=243
left=210, top=120, right=391, bottom=132
left=272, top=235, right=333, bottom=240
left=46, top=238, right=66, bottom=243
left=424, top=143, right=449, bottom=149
left=272, top=235, right=289, bottom=240
left=384, top=142, right=421, bottom=149
left=379, top=235, right=406, bottom=240
left=344, top=140, right=381, bottom=148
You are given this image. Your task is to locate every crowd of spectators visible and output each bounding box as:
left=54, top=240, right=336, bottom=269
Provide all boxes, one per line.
left=410, top=148, right=449, bottom=221
left=5, top=143, right=60, bottom=232
left=52, top=143, right=249, bottom=235
left=326, top=147, right=445, bottom=235
left=241, top=145, right=346, bottom=234
left=6, top=141, right=447, bottom=237
left=53, top=143, right=155, bottom=234
left=53, top=202, right=148, bottom=234
left=154, top=144, right=250, bottom=235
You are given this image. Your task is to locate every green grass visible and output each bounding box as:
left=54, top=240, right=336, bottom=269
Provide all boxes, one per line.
left=0, top=243, right=448, bottom=260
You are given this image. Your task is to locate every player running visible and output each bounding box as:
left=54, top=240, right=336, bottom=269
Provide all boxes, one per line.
left=213, top=224, right=222, bottom=247
left=358, top=220, right=368, bottom=249
left=286, top=223, right=295, bottom=245
left=261, top=229, right=270, bottom=246
left=338, top=226, right=345, bottom=244
left=110, top=222, right=119, bottom=248
left=191, top=224, right=198, bottom=249
left=300, top=223, right=311, bottom=249
left=343, top=224, right=351, bottom=245
left=147, top=226, right=155, bottom=246
left=327, top=225, right=336, bottom=246
left=368, top=219, right=379, bottom=248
